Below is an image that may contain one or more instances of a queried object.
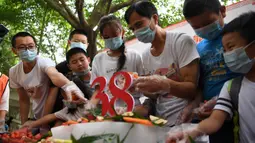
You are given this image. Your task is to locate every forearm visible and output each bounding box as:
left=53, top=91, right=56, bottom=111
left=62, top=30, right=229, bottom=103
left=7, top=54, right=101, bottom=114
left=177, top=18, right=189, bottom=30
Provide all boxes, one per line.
left=19, top=100, right=30, bottom=124
left=30, top=114, right=58, bottom=128
left=47, top=67, right=69, bottom=88
left=190, top=111, right=227, bottom=138
left=42, top=87, right=59, bottom=116
left=0, top=110, right=7, bottom=120
left=50, top=72, right=69, bottom=87
left=168, top=79, right=197, bottom=99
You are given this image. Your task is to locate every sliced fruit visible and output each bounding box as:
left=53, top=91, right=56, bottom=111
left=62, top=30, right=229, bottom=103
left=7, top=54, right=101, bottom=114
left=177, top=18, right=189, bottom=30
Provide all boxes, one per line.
left=154, top=119, right=168, bottom=125
left=96, top=116, right=104, bottom=121
left=122, top=112, right=134, bottom=117
left=149, top=115, right=159, bottom=121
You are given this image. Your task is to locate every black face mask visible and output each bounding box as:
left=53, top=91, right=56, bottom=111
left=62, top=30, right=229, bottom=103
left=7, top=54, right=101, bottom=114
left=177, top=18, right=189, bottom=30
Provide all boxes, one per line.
left=0, top=25, right=9, bottom=44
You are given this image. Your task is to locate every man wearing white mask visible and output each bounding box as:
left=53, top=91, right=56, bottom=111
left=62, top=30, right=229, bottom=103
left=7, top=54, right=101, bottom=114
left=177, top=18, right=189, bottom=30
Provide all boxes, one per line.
left=9, top=32, right=87, bottom=125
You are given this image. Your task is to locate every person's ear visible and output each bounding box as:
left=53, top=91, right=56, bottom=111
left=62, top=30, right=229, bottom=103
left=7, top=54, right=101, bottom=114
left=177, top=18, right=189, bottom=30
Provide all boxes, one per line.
left=220, top=6, right=226, bottom=18
left=12, top=47, right=18, bottom=55
left=68, top=40, right=71, bottom=46
left=152, top=14, right=159, bottom=25
left=87, top=57, right=91, bottom=64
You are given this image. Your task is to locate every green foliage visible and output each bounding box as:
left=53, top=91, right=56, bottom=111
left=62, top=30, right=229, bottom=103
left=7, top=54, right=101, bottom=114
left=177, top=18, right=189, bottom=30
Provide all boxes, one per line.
left=0, top=0, right=71, bottom=74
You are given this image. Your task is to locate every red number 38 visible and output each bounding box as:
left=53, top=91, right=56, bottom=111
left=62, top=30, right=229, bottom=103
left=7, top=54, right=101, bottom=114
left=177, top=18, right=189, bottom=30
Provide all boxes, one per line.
left=91, top=71, right=135, bottom=116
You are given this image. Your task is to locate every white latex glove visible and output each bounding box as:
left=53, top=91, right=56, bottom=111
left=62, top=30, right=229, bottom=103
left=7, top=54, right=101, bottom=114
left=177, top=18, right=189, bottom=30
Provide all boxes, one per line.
left=166, top=126, right=204, bottom=143
left=134, top=75, right=171, bottom=94
left=0, top=119, right=6, bottom=133
left=61, top=81, right=87, bottom=102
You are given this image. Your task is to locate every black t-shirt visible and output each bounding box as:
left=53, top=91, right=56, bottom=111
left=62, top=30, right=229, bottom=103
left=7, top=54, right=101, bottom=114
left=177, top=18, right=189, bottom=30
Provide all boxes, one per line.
left=51, top=60, right=93, bottom=113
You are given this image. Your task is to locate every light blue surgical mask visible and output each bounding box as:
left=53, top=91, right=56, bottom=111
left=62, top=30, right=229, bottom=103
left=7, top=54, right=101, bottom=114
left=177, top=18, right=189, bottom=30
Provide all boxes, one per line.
left=18, top=49, right=37, bottom=62
left=224, top=40, right=255, bottom=74
left=134, top=21, right=156, bottom=43
left=70, top=42, right=87, bottom=52
left=104, top=36, right=123, bottom=50
left=194, top=20, right=222, bottom=40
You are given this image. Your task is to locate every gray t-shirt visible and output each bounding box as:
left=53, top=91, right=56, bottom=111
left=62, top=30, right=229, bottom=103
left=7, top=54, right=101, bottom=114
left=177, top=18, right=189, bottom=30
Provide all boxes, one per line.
left=214, top=77, right=255, bottom=143
left=142, top=32, right=199, bottom=126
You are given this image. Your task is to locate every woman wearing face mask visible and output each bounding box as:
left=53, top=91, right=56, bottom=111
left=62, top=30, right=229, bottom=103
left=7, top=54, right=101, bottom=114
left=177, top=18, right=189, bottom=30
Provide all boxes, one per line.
left=124, top=1, right=200, bottom=126
left=90, top=15, right=144, bottom=110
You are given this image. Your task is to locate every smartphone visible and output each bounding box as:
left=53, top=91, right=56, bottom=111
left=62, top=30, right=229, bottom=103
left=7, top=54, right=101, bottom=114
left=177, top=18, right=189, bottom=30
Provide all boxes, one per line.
left=0, top=24, right=9, bottom=43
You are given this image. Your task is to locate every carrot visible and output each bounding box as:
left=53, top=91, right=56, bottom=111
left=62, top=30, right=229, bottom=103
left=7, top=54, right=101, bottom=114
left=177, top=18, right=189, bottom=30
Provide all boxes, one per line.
left=123, top=117, right=153, bottom=126
left=65, top=120, right=78, bottom=125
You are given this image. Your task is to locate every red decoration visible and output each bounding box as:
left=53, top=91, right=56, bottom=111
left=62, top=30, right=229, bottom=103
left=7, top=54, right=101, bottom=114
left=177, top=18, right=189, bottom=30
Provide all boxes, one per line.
left=108, top=71, right=135, bottom=116
left=91, top=76, right=110, bottom=116
left=91, top=72, right=135, bottom=116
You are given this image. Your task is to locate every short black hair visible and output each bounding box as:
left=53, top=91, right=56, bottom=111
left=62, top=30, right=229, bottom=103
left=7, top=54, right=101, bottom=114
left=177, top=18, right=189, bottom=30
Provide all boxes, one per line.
left=124, top=1, right=158, bottom=24
left=11, top=32, right=37, bottom=48
left=68, top=29, right=88, bottom=41
left=66, top=47, right=87, bottom=63
left=183, top=0, right=221, bottom=19
left=222, top=11, right=255, bottom=43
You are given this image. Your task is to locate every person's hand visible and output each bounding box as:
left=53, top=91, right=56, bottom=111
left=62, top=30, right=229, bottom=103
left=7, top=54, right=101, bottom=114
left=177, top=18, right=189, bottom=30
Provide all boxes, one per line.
left=134, top=75, right=170, bottom=94
left=196, top=98, right=217, bottom=119
left=21, top=120, right=34, bottom=129
left=166, top=128, right=202, bottom=143
left=200, top=98, right=217, bottom=112
left=61, top=81, right=88, bottom=102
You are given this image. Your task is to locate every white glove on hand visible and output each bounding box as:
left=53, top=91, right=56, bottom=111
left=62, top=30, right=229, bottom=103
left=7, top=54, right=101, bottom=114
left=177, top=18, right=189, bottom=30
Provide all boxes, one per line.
left=166, top=125, right=205, bottom=143
left=0, top=119, right=6, bottom=133
left=134, top=75, right=171, bottom=94
left=61, top=81, right=87, bottom=102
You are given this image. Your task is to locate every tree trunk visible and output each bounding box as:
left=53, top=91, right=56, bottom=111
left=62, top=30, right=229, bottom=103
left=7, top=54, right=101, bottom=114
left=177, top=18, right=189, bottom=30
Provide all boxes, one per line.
left=87, top=27, right=98, bottom=60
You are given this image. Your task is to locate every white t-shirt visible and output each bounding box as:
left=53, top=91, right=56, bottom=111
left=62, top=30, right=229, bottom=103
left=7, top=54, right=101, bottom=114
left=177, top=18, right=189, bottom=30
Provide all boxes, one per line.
left=142, top=32, right=199, bottom=126
left=9, top=56, right=55, bottom=119
left=91, top=49, right=144, bottom=105
left=214, top=77, right=255, bottom=143
left=0, top=73, right=9, bottom=112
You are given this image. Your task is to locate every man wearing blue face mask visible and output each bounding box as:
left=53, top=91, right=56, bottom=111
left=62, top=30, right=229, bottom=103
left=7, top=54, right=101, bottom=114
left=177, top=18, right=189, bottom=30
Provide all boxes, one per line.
left=183, top=0, right=241, bottom=142
left=125, top=1, right=200, bottom=127
left=9, top=32, right=87, bottom=126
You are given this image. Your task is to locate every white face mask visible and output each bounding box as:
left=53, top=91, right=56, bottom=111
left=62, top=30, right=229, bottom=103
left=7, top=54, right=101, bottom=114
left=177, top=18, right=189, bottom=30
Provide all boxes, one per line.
left=224, top=40, right=255, bottom=74
left=70, top=42, right=87, bottom=52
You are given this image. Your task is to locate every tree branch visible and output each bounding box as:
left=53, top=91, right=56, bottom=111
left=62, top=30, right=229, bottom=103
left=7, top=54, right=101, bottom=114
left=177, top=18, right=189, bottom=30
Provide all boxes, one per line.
left=96, top=41, right=104, bottom=49
left=38, top=8, right=49, bottom=54
left=109, top=0, right=140, bottom=13
left=75, top=0, right=89, bottom=30
left=44, top=0, right=80, bottom=28
left=59, top=0, right=81, bottom=28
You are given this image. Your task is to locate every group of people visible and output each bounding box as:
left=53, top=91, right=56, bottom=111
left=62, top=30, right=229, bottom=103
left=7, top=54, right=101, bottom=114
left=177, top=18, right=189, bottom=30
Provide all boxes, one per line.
left=0, top=0, right=254, bottom=143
